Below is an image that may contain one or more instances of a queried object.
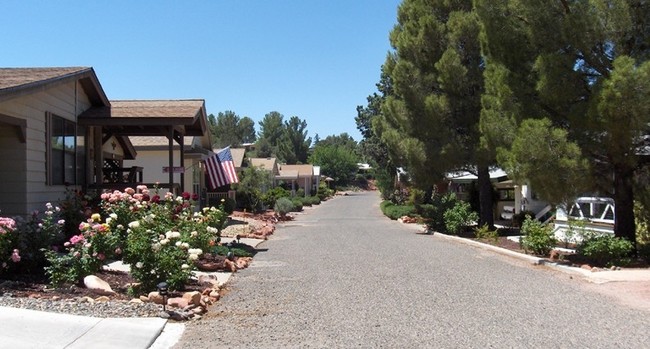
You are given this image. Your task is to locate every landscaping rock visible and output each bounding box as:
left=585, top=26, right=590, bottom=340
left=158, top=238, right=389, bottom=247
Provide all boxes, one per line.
left=83, top=275, right=116, bottom=296
left=148, top=291, right=165, bottom=305
left=95, top=296, right=111, bottom=302
left=183, top=291, right=202, bottom=306
left=224, top=259, right=237, bottom=272
left=168, top=297, right=189, bottom=309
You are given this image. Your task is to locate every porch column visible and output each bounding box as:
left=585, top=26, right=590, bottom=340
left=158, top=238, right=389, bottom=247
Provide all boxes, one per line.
left=168, top=127, right=174, bottom=190
left=179, top=134, right=185, bottom=193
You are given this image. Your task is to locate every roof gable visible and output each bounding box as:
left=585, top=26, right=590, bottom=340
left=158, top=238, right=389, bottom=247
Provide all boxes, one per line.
left=0, top=67, right=109, bottom=106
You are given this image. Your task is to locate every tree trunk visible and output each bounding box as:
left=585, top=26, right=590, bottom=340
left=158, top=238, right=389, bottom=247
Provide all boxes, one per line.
left=477, top=165, right=495, bottom=229
left=613, top=165, right=636, bottom=246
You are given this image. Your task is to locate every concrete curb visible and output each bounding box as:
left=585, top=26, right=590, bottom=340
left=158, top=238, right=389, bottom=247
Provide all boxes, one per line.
left=433, top=232, right=544, bottom=265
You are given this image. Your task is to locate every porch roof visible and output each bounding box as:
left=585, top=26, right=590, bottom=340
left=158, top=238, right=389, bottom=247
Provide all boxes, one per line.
left=78, top=99, right=208, bottom=137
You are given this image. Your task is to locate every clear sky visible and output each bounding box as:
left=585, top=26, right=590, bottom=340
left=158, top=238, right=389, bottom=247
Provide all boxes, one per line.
left=1, top=1, right=402, bottom=142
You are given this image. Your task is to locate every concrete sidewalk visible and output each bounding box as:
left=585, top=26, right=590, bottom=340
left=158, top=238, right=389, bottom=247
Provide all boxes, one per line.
left=0, top=306, right=167, bottom=349
left=0, top=237, right=268, bottom=349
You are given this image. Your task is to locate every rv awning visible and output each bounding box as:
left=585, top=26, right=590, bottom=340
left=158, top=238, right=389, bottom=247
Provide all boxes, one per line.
left=447, top=168, right=508, bottom=184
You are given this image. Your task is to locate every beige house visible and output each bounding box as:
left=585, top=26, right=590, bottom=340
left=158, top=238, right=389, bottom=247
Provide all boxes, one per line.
left=0, top=67, right=212, bottom=216
left=0, top=67, right=134, bottom=217
left=277, top=164, right=316, bottom=196
left=249, top=157, right=279, bottom=176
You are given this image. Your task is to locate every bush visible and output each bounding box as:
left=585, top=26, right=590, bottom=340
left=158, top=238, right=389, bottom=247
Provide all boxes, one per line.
left=309, top=196, right=321, bottom=205
left=274, top=197, right=295, bottom=217
left=443, top=201, right=478, bottom=235
left=261, top=187, right=290, bottom=209
left=380, top=201, right=416, bottom=220
left=300, top=196, right=312, bottom=207
left=419, top=192, right=458, bottom=233
left=291, top=198, right=303, bottom=212
left=512, top=210, right=535, bottom=227
left=45, top=186, right=226, bottom=292
left=212, top=244, right=253, bottom=258
left=520, top=216, right=556, bottom=256
left=577, top=234, right=634, bottom=267
left=408, top=188, right=427, bottom=206
left=475, top=224, right=499, bottom=244
left=221, top=197, right=236, bottom=214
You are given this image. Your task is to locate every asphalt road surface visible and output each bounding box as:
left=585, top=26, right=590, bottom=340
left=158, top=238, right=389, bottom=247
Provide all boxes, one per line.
left=175, top=191, right=649, bottom=348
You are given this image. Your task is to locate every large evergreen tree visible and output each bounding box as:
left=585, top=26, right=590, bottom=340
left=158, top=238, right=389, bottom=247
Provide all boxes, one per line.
left=278, top=116, right=312, bottom=164
left=475, top=0, right=650, bottom=242
left=209, top=111, right=257, bottom=148
left=379, top=0, right=494, bottom=227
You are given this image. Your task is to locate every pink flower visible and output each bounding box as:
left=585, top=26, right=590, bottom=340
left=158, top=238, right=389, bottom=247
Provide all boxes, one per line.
left=114, top=247, right=122, bottom=255
left=11, top=249, right=20, bottom=263
left=125, top=187, right=135, bottom=195
left=97, top=253, right=105, bottom=261
left=70, top=234, right=85, bottom=245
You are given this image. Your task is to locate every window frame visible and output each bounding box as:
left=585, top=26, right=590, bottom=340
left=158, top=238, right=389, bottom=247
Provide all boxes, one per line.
left=46, top=112, right=78, bottom=186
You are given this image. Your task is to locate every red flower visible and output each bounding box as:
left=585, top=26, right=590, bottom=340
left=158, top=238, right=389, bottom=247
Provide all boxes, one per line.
left=191, top=193, right=199, bottom=201
left=151, top=195, right=161, bottom=203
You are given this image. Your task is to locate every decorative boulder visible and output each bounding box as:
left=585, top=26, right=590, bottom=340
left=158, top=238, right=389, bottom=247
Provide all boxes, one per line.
left=83, top=275, right=116, bottom=296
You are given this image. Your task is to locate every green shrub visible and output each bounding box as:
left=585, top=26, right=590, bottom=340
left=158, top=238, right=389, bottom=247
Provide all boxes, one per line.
left=475, top=224, right=499, bottom=244
left=512, top=210, right=535, bottom=227
left=577, top=234, right=634, bottom=267
left=443, top=201, right=478, bottom=235
left=419, top=192, right=458, bottom=233
left=212, top=244, right=253, bottom=258
left=520, top=216, right=556, bottom=256
left=300, top=196, right=312, bottom=207
left=308, top=196, right=321, bottom=205
left=261, top=187, right=290, bottom=208
left=380, top=201, right=416, bottom=220
left=291, top=198, right=303, bottom=212
left=296, top=188, right=305, bottom=197
left=408, top=188, right=426, bottom=206
left=274, top=197, right=295, bottom=217
left=221, top=197, right=236, bottom=214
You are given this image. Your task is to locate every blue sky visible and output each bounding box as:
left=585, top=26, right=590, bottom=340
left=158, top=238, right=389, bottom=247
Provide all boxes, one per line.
left=1, top=1, right=401, bottom=142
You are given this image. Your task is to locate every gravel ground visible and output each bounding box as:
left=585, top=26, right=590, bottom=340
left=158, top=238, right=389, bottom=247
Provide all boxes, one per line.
left=0, top=296, right=162, bottom=318
left=175, top=192, right=650, bottom=348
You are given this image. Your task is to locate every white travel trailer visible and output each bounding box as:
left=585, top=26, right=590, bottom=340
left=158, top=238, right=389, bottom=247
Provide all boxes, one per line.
left=554, top=196, right=615, bottom=242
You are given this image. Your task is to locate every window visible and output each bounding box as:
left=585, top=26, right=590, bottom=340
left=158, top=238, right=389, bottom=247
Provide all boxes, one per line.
left=48, top=113, right=82, bottom=185
left=498, top=188, right=515, bottom=201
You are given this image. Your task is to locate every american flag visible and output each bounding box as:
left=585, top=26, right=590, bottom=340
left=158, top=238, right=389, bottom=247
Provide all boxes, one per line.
left=205, top=146, right=239, bottom=189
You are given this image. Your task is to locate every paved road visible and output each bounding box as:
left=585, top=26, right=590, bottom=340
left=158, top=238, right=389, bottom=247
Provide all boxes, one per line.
left=175, top=191, right=649, bottom=348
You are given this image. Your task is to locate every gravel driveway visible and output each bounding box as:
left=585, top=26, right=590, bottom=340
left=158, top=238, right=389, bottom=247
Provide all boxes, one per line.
left=175, top=191, right=649, bottom=348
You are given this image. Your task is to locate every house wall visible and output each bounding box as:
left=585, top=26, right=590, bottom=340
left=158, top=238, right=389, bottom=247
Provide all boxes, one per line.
left=123, top=149, right=202, bottom=195
left=0, top=80, right=92, bottom=217
left=0, top=125, right=26, bottom=216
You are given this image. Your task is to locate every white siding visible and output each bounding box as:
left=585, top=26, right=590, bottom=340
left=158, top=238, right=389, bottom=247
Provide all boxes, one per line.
left=0, top=80, right=93, bottom=216
left=124, top=149, right=203, bottom=196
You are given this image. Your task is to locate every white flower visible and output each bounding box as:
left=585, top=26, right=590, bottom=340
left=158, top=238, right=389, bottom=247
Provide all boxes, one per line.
left=207, top=226, right=218, bottom=234
left=165, top=231, right=181, bottom=239
left=110, top=213, right=118, bottom=220
left=190, top=231, right=198, bottom=237
left=160, top=239, right=170, bottom=245
left=135, top=262, right=143, bottom=269
left=57, top=219, right=65, bottom=225
left=181, top=263, right=190, bottom=269
left=181, top=242, right=189, bottom=249
left=176, top=196, right=184, bottom=203
left=128, top=221, right=140, bottom=229
left=188, top=254, right=199, bottom=261
left=188, top=248, right=203, bottom=256
left=46, top=202, right=53, bottom=210
left=175, top=241, right=182, bottom=247
left=106, top=217, right=112, bottom=224
left=151, top=243, right=161, bottom=252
